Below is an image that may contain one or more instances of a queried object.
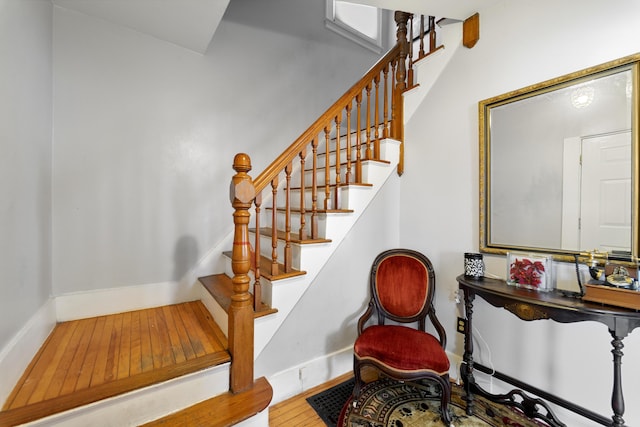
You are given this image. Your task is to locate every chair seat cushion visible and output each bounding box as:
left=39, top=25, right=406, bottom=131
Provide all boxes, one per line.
left=354, top=325, right=450, bottom=374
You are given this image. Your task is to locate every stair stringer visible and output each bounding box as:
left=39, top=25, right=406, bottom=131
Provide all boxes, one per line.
left=252, top=138, right=400, bottom=359
left=403, top=21, right=463, bottom=123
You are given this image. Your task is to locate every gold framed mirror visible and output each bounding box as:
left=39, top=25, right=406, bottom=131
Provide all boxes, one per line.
left=480, top=54, right=640, bottom=263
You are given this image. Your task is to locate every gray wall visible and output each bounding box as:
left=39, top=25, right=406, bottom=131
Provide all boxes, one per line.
left=0, top=0, right=53, bottom=351
left=51, top=0, right=386, bottom=295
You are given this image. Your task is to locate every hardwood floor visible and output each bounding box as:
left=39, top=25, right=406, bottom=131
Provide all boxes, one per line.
left=269, top=372, right=353, bottom=427
left=0, top=301, right=230, bottom=427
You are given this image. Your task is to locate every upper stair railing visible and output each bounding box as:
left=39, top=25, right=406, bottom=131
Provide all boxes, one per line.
left=227, top=11, right=438, bottom=393
left=407, top=15, right=439, bottom=86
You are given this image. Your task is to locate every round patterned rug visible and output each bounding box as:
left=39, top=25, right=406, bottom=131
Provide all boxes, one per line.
left=337, top=378, right=545, bottom=427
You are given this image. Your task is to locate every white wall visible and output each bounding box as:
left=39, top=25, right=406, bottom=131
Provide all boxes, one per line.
left=255, top=172, right=401, bottom=397
left=401, top=1, right=640, bottom=425
left=0, top=0, right=53, bottom=351
left=51, top=0, right=384, bottom=295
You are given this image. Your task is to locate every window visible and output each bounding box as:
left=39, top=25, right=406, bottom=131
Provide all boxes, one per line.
left=325, top=1, right=383, bottom=53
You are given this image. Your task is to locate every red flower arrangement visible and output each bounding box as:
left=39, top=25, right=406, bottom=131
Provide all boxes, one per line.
left=509, top=258, right=546, bottom=288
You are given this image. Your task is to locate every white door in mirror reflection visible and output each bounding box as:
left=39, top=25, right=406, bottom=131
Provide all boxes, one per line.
left=563, top=131, right=632, bottom=253
left=562, top=131, right=632, bottom=252
left=581, top=131, right=632, bottom=253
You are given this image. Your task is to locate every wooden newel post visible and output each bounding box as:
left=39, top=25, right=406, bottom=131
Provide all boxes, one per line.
left=394, top=11, right=410, bottom=176
left=229, top=153, right=255, bottom=393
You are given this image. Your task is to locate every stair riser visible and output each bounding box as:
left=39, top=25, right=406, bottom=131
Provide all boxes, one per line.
left=289, top=163, right=355, bottom=190
left=311, top=141, right=372, bottom=163
left=24, top=364, right=230, bottom=427
left=252, top=233, right=302, bottom=271
left=258, top=145, right=344, bottom=191
left=264, top=137, right=389, bottom=207
left=273, top=186, right=340, bottom=211
left=271, top=164, right=384, bottom=212
left=290, top=179, right=381, bottom=211
left=290, top=147, right=380, bottom=188
left=311, top=125, right=385, bottom=152
left=223, top=223, right=341, bottom=279
left=260, top=210, right=330, bottom=239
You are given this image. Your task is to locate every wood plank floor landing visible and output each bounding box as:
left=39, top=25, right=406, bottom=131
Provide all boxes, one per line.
left=269, top=372, right=354, bottom=426
left=0, top=301, right=230, bottom=427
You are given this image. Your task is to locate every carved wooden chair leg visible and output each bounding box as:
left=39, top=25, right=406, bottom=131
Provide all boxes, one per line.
left=439, top=383, right=453, bottom=426
left=352, top=359, right=363, bottom=408
left=434, top=376, right=453, bottom=426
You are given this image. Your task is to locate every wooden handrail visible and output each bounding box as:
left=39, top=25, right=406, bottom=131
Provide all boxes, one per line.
left=253, top=43, right=402, bottom=193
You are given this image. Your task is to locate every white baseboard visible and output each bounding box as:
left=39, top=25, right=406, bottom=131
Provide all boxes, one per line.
left=54, top=228, right=234, bottom=323
left=55, top=280, right=200, bottom=322
left=267, top=346, right=353, bottom=405
left=0, top=298, right=56, bottom=405
left=448, top=351, right=463, bottom=383
left=267, top=348, right=466, bottom=407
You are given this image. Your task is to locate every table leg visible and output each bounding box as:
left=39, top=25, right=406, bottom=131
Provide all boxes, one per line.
left=610, top=331, right=625, bottom=427
left=461, top=289, right=476, bottom=415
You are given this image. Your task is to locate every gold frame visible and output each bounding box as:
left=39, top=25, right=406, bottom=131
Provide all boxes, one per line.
left=479, top=53, right=640, bottom=264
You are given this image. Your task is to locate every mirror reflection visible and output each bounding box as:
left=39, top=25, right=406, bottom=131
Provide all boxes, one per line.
left=480, top=55, right=639, bottom=261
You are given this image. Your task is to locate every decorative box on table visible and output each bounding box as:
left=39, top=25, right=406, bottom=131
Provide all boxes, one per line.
left=506, top=252, right=554, bottom=292
left=583, top=285, right=640, bottom=310
left=583, top=262, right=640, bottom=310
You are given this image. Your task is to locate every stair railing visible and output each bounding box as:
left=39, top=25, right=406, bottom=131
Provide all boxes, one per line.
left=407, top=14, right=438, bottom=87
left=228, top=11, right=436, bottom=393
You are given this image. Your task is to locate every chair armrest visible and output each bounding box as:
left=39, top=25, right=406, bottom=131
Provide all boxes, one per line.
left=357, top=300, right=375, bottom=335
left=428, top=305, right=447, bottom=349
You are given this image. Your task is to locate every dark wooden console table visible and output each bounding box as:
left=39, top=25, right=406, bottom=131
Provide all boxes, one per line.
left=457, top=274, right=640, bottom=427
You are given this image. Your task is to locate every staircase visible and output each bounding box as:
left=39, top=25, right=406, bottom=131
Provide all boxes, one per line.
left=205, top=7, right=469, bottom=409
left=0, top=11, right=473, bottom=427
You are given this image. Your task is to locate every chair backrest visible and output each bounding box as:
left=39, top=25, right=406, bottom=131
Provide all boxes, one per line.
left=370, top=249, right=435, bottom=325
left=364, top=249, right=446, bottom=347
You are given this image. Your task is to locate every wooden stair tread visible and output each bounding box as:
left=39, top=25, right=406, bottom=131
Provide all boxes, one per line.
left=199, top=274, right=278, bottom=318
left=140, top=376, right=272, bottom=427
left=251, top=227, right=331, bottom=245
left=290, top=182, right=373, bottom=191
left=0, top=301, right=230, bottom=427
left=220, top=251, right=307, bottom=282
left=307, top=158, right=391, bottom=171
left=255, top=253, right=306, bottom=280
left=266, top=207, right=354, bottom=214
left=411, top=44, right=445, bottom=65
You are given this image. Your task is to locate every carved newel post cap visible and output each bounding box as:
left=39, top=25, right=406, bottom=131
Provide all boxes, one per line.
left=394, top=11, right=411, bottom=25
left=233, top=153, right=252, bottom=173
left=230, top=153, right=255, bottom=204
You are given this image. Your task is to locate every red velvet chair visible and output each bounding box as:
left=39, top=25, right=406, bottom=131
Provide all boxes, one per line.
left=352, top=248, right=452, bottom=425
